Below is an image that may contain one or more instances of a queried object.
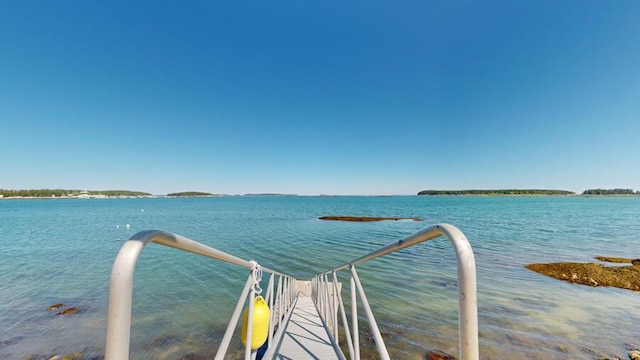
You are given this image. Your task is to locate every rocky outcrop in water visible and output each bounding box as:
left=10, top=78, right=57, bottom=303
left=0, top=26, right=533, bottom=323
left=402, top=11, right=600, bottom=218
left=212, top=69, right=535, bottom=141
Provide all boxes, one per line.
left=319, top=216, right=422, bottom=222
left=525, top=256, right=640, bottom=291
left=56, top=307, right=80, bottom=316
left=46, top=303, right=64, bottom=311
left=594, top=256, right=640, bottom=264
left=25, top=350, right=103, bottom=360
left=425, top=350, right=456, bottom=360
left=46, top=303, right=80, bottom=316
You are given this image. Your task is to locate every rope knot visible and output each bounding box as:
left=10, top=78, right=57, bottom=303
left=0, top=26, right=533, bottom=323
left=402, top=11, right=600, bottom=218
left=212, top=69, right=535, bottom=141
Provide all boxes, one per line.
left=249, top=260, right=263, bottom=294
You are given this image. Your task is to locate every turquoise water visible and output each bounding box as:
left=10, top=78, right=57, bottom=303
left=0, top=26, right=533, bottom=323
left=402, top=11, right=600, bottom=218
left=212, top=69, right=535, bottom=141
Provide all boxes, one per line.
left=1, top=196, right=639, bottom=359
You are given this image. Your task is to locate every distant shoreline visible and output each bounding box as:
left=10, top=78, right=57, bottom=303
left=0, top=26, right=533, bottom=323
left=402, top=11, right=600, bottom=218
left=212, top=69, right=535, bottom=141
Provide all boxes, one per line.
left=0, top=195, right=157, bottom=200
left=417, top=194, right=640, bottom=197
left=1, top=188, right=639, bottom=199
left=418, top=189, right=575, bottom=196
left=417, top=189, right=640, bottom=196
left=2, top=194, right=640, bottom=200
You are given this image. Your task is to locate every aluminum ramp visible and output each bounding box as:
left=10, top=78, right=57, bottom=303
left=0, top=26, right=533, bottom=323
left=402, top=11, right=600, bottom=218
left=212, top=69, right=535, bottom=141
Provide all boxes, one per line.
left=105, top=225, right=478, bottom=359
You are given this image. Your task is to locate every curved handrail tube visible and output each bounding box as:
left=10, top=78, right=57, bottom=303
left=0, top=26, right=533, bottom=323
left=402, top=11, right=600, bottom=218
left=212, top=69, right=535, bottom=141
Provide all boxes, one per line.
left=123, top=230, right=282, bottom=274
left=318, top=223, right=479, bottom=360
left=328, top=224, right=459, bottom=272
left=105, top=230, right=283, bottom=360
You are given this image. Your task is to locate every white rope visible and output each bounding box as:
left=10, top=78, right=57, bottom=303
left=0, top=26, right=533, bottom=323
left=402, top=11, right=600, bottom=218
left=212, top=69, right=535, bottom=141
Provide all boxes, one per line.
left=249, top=260, right=263, bottom=294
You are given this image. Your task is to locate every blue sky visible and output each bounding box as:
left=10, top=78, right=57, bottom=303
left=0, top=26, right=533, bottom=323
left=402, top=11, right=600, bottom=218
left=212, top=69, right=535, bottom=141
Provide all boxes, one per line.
left=1, top=1, right=639, bottom=195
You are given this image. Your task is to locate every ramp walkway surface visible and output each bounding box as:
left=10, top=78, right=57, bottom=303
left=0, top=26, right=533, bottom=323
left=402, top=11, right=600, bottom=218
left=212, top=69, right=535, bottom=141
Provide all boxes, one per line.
left=264, top=284, right=343, bottom=360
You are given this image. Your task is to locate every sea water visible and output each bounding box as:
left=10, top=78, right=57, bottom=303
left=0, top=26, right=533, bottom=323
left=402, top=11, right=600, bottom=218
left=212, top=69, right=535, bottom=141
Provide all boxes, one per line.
left=0, top=196, right=639, bottom=359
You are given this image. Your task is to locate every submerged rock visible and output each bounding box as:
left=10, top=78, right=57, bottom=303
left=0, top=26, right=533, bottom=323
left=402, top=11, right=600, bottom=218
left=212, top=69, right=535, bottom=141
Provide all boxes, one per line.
left=359, top=328, right=392, bottom=343
left=595, top=256, right=634, bottom=263
left=46, top=303, right=64, bottom=311
left=25, top=349, right=101, bottom=360
left=525, top=261, right=640, bottom=291
left=595, top=255, right=640, bottom=266
left=424, top=350, right=456, bottom=360
left=56, top=307, right=80, bottom=316
left=319, top=216, right=422, bottom=222
left=180, top=354, right=207, bottom=360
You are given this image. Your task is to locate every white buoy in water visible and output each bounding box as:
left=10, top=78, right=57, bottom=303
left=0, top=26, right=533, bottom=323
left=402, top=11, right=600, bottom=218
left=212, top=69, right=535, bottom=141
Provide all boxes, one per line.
left=116, top=224, right=119, bottom=229
left=125, top=224, right=130, bottom=230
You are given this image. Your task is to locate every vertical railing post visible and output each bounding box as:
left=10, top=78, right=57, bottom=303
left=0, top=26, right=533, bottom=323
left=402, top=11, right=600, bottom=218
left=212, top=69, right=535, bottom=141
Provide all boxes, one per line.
left=288, top=277, right=292, bottom=309
left=325, top=273, right=335, bottom=335
left=267, top=273, right=275, bottom=347
left=265, top=273, right=274, bottom=304
left=312, top=276, right=316, bottom=299
left=105, top=240, right=144, bottom=360
left=334, top=270, right=354, bottom=358
left=278, top=276, right=283, bottom=325
left=438, top=224, right=479, bottom=360
left=350, top=266, right=360, bottom=360
left=283, top=278, right=288, bottom=319
left=323, top=274, right=329, bottom=325
left=331, top=271, right=339, bottom=341
left=214, top=275, right=254, bottom=360
left=350, top=266, right=390, bottom=360
left=318, top=275, right=324, bottom=322
left=244, top=288, right=255, bottom=360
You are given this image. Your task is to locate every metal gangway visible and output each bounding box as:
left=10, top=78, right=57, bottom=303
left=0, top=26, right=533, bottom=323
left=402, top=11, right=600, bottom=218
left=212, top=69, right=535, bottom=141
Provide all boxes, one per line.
left=105, top=224, right=478, bottom=360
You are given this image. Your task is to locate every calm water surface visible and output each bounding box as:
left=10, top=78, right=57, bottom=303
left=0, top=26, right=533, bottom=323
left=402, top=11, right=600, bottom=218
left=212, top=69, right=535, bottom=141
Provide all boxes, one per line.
left=1, top=196, right=639, bottom=359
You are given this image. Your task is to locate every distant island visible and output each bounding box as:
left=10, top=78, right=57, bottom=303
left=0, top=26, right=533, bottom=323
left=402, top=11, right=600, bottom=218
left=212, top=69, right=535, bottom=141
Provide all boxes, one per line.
left=242, top=193, right=298, bottom=197
left=319, top=216, right=422, bottom=222
left=582, top=188, right=639, bottom=195
left=417, top=189, right=575, bottom=196
left=166, top=191, right=217, bottom=197
left=418, top=189, right=640, bottom=196
left=0, top=189, right=152, bottom=199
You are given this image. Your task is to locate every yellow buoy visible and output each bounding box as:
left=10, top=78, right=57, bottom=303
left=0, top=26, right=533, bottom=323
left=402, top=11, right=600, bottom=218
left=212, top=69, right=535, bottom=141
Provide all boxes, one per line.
left=241, top=296, right=270, bottom=350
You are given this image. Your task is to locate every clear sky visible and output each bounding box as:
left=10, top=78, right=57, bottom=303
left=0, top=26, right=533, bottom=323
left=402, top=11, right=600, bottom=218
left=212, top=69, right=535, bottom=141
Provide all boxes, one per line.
left=1, top=1, right=639, bottom=195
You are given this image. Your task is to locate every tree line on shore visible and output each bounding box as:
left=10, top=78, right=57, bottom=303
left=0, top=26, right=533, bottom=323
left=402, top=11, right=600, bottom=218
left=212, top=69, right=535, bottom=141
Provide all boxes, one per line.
left=1, top=188, right=638, bottom=198
left=417, top=189, right=575, bottom=196
left=166, top=191, right=215, bottom=197
left=581, top=188, right=639, bottom=195
left=0, top=189, right=151, bottom=197
left=418, top=189, right=639, bottom=196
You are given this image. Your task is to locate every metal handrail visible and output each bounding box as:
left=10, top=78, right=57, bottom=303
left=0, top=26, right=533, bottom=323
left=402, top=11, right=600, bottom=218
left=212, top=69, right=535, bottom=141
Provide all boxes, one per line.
left=311, top=223, right=479, bottom=360
left=104, top=230, right=293, bottom=360
left=106, top=224, right=478, bottom=359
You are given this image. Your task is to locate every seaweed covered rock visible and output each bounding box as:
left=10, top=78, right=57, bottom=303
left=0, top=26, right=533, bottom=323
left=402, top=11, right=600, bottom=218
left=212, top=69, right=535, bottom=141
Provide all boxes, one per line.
left=525, top=261, right=640, bottom=291
left=56, top=307, right=80, bottom=316
left=319, top=216, right=422, bottom=222
left=594, top=256, right=634, bottom=263
left=425, top=350, right=456, bottom=360
left=46, top=303, right=64, bottom=311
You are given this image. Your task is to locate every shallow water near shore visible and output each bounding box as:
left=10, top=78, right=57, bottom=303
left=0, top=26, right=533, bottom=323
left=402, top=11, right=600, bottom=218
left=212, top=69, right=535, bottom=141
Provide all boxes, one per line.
left=1, top=196, right=639, bottom=359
